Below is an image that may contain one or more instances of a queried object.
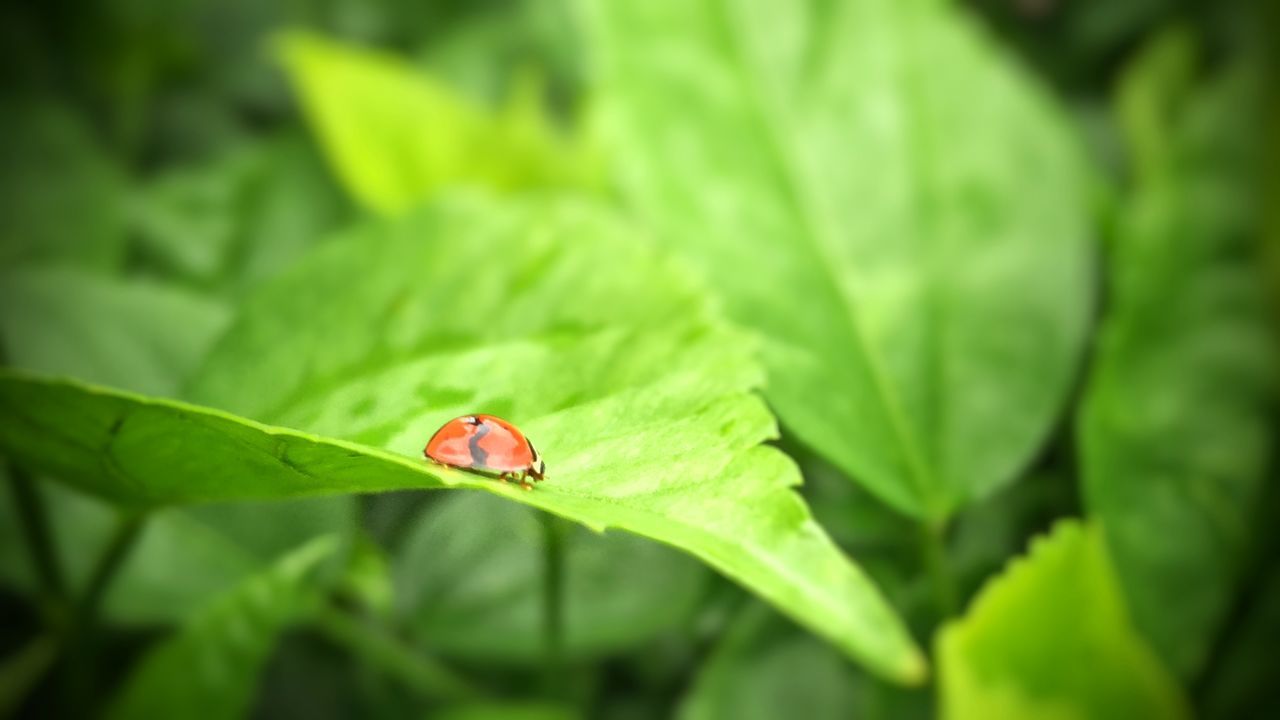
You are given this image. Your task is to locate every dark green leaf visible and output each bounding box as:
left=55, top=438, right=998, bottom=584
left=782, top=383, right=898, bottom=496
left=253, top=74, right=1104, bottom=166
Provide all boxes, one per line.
left=1080, top=34, right=1274, bottom=676
left=106, top=536, right=338, bottom=720
left=0, top=103, right=126, bottom=270
left=584, top=0, right=1093, bottom=519
left=396, top=492, right=707, bottom=662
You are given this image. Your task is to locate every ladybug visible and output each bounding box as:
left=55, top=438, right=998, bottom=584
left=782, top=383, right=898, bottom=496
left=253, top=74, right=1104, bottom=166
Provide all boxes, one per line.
left=424, top=414, right=546, bottom=490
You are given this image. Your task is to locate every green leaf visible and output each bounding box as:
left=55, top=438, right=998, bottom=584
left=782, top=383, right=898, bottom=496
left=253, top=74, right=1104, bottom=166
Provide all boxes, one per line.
left=106, top=536, right=338, bottom=720
left=584, top=0, right=1093, bottom=518
left=1079, top=38, right=1274, bottom=676
left=0, top=196, right=924, bottom=683
left=679, top=601, right=930, bottom=720
left=936, top=521, right=1190, bottom=720
left=0, top=103, right=126, bottom=270
left=434, top=703, right=578, bottom=720
left=277, top=31, right=595, bottom=214
left=0, top=267, right=230, bottom=397
left=132, top=134, right=351, bottom=293
left=679, top=603, right=861, bottom=720
left=0, top=261, right=349, bottom=627
left=396, top=492, right=707, bottom=662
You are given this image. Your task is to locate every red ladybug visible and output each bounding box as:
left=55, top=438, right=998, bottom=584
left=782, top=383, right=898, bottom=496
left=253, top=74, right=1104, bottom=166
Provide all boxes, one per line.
left=424, top=414, right=546, bottom=490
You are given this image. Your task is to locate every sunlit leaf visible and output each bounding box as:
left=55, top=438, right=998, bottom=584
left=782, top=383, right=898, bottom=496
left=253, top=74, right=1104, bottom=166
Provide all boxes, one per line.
left=584, top=0, right=1093, bottom=519
left=936, top=521, right=1190, bottom=720
left=106, top=536, right=338, bottom=720
left=0, top=195, right=924, bottom=682
left=277, top=31, right=595, bottom=214
left=1080, top=33, right=1274, bottom=676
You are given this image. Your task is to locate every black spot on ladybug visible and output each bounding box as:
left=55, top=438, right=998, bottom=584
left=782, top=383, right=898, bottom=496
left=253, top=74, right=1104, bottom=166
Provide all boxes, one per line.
left=467, top=421, right=491, bottom=466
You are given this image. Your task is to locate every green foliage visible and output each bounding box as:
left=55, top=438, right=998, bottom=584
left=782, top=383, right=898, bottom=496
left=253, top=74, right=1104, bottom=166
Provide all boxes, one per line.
left=936, top=521, right=1189, bottom=720
left=0, top=0, right=1273, bottom=716
left=0, top=196, right=924, bottom=682
left=681, top=604, right=895, bottom=720
left=0, top=104, right=126, bottom=270
left=584, top=0, right=1094, bottom=519
left=1080, top=32, right=1274, bottom=676
left=395, top=492, right=708, bottom=662
left=0, top=267, right=230, bottom=397
left=278, top=31, right=595, bottom=215
left=106, top=537, right=338, bottom=720
left=132, top=134, right=350, bottom=292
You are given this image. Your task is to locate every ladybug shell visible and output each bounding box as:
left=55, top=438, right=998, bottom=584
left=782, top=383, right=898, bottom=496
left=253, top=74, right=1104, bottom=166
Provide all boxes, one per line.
left=424, top=414, right=545, bottom=479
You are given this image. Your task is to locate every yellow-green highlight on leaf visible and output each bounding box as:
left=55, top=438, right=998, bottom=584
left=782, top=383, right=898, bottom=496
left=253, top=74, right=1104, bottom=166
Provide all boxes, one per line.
left=276, top=31, right=596, bottom=214
left=583, top=0, right=1094, bottom=520
left=106, top=536, right=339, bottom=720
left=0, top=196, right=925, bottom=684
left=1080, top=31, right=1274, bottom=678
left=936, top=521, right=1190, bottom=720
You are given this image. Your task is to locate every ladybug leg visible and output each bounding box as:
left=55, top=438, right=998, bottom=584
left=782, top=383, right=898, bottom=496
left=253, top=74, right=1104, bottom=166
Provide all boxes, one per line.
left=517, top=471, right=535, bottom=491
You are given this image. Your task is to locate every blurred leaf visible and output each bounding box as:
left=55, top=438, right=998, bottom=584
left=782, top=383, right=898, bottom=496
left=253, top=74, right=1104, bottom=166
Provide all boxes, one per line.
left=679, top=604, right=860, bottom=720
left=1080, top=37, right=1274, bottom=676
left=277, top=31, right=595, bottom=214
left=1201, top=571, right=1280, bottom=719
left=936, top=521, right=1189, bottom=720
left=106, top=536, right=338, bottom=720
left=679, top=602, right=930, bottom=720
left=585, top=0, right=1093, bottom=519
left=134, top=148, right=259, bottom=282
left=230, top=135, right=353, bottom=293
left=396, top=492, right=707, bottom=662
left=0, top=262, right=349, bottom=626
left=0, top=267, right=230, bottom=397
left=0, top=635, right=57, bottom=717
left=132, top=134, right=351, bottom=292
left=0, top=196, right=924, bottom=682
left=0, top=480, right=352, bottom=626
left=0, top=103, right=126, bottom=270
left=434, top=702, right=578, bottom=720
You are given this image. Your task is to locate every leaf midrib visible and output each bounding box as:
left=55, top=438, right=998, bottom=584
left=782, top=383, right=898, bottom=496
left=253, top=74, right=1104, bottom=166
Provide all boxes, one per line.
left=715, top=0, right=941, bottom=515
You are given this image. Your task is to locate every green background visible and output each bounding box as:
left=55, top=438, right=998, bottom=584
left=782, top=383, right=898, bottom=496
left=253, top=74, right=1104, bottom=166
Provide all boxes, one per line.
left=0, top=0, right=1274, bottom=718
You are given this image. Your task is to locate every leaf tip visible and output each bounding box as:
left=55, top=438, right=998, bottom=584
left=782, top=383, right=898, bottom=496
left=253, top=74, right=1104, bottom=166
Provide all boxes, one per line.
left=897, top=646, right=930, bottom=686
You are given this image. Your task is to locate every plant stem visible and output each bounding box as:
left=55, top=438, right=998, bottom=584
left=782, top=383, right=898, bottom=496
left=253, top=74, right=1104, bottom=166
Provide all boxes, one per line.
left=62, top=510, right=147, bottom=715
left=77, top=512, right=147, bottom=624
left=919, top=518, right=957, bottom=619
left=540, top=511, right=567, bottom=697
left=6, top=465, right=66, bottom=602
left=314, top=603, right=477, bottom=701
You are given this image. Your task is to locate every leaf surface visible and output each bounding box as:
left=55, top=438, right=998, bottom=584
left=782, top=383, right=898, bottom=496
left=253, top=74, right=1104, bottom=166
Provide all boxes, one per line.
left=1079, top=34, right=1274, bottom=676
left=0, top=196, right=923, bottom=682
left=936, top=521, right=1189, bottom=720
left=278, top=32, right=595, bottom=214
left=584, top=0, right=1093, bottom=518
left=106, top=537, right=338, bottom=720
left=396, top=492, right=707, bottom=662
